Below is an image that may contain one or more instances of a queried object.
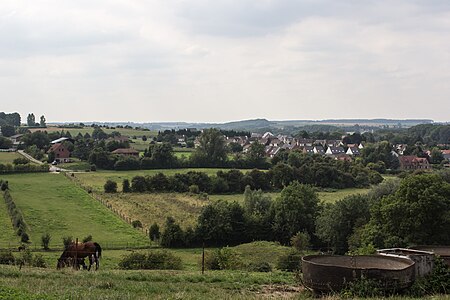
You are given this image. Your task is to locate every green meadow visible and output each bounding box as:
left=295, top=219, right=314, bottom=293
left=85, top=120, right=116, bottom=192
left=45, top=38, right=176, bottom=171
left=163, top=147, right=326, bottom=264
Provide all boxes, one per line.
left=0, top=173, right=147, bottom=248
left=0, top=152, right=21, bottom=164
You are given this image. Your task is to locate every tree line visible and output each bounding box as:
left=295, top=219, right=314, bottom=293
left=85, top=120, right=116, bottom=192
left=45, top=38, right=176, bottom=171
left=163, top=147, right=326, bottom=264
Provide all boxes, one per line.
left=143, top=171, right=450, bottom=253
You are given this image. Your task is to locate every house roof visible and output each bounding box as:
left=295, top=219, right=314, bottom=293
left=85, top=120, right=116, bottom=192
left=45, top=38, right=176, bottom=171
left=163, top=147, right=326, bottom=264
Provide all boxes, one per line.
left=112, top=148, right=139, bottom=155
left=51, top=137, right=74, bottom=144
left=48, top=143, right=66, bottom=153
left=399, top=155, right=429, bottom=164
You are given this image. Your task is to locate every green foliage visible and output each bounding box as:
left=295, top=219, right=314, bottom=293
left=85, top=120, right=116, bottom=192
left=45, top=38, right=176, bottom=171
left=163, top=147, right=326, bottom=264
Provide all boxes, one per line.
left=0, top=250, right=15, bottom=265
left=122, top=179, right=131, bottom=193
left=191, top=128, right=228, bottom=167
left=290, top=231, right=310, bottom=252
left=204, top=247, right=244, bottom=270
left=32, top=254, right=47, bottom=268
left=160, top=217, right=185, bottom=248
left=62, top=236, right=73, bottom=250
left=149, top=223, right=160, bottom=241
left=104, top=180, right=118, bottom=193
left=361, top=173, right=450, bottom=248
left=340, top=277, right=385, bottom=298
left=407, top=257, right=450, bottom=297
left=82, top=234, right=92, bottom=243
left=316, top=194, right=371, bottom=254
left=131, top=220, right=143, bottom=228
left=20, top=232, right=29, bottom=243
left=247, top=261, right=272, bottom=272
left=0, top=136, right=13, bottom=149
left=118, top=250, right=182, bottom=270
left=272, top=182, right=319, bottom=244
left=276, top=249, right=302, bottom=272
left=188, top=184, right=200, bottom=194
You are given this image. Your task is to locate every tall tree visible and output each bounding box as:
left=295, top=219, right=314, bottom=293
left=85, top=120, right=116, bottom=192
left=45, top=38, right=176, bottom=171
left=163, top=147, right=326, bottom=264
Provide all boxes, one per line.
left=272, top=182, right=319, bottom=244
left=39, top=115, right=46, bottom=127
left=191, top=128, right=227, bottom=167
left=27, top=113, right=35, bottom=127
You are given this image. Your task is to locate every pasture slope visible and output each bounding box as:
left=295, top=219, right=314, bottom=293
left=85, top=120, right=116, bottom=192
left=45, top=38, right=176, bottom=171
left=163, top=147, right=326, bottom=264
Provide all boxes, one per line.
left=29, top=126, right=157, bottom=138
left=0, top=173, right=147, bottom=248
left=0, top=152, right=21, bottom=164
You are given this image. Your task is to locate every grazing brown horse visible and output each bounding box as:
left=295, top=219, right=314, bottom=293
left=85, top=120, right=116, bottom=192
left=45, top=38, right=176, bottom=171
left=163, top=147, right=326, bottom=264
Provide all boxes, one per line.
left=57, top=241, right=102, bottom=270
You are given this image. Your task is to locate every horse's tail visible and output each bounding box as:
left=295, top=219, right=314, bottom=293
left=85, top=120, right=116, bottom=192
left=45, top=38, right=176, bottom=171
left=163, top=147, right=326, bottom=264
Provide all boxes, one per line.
left=94, top=242, right=102, bottom=259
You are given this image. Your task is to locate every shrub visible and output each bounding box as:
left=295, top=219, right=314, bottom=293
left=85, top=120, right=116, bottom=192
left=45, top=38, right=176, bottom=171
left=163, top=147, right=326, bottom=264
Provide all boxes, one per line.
left=90, top=164, right=96, bottom=171
left=276, top=249, right=302, bottom=272
left=149, top=223, right=160, bottom=242
left=32, top=254, right=47, bottom=268
left=20, top=232, right=29, bottom=243
left=82, top=234, right=92, bottom=243
left=0, top=250, right=15, bottom=265
left=118, top=250, right=182, bottom=270
left=16, top=249, right=33, bottom=266
left=104, top=180, right=118, bottom=193
left=290, top=231, right=310, bottom=252
left=248, top=261, right=272, bottom=272
left=204, top=247, right=244, bottom=270
left=160, top=217, right=185, bottom=248
left=122, top=179, right=131, bottom=193
left=189, top=184, right=200, bottom=194
left=341, top=278, right=385, bottom=298
left=13, top=158, right=29, bottom=165
left=62, top=236, right=73, bottom=250
left=132, top=220, right=143, bottom=228
left=41, top=233, right=51, bottom=250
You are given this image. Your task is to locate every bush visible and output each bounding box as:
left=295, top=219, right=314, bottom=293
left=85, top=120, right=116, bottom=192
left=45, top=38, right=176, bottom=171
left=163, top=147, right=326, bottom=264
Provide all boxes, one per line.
left=20, top=232, right=29, bottom=243
left=290, top=231, right=310, bottom=252
left=204, top=247, right=244, bottom=270
left=132, top=220, right=143, bottom=228
left=82, top=234, right=92, bottom=243
left=41, top=233, right=51, bottom=250
left=188, top=184, right=200, bottom=194
left=13, top=158, right=29, bottom=165
left=149, top=223, right=160, bottom=242
left=248, top=261, right=272, bottom=272
left=32, top=254, right=47, bottom=268
left=118, top=250, right=182, bottom=270
left=341, top=278, right=385, bottom=298
left=104, top=180, right=118, bottom=193
left=122, top=179, right=131, bottom=193
left=62, top=236, right=73, bottom=250
left=0, top=250, right=15, bottom=265
left=90, top=164, right=96, bottom=171
left=276, top=249, right=302, bottom=272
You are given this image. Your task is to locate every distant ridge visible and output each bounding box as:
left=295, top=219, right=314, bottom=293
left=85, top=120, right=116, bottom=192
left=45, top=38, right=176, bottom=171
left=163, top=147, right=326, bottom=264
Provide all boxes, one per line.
left=50, top=118, right=433, bottom=131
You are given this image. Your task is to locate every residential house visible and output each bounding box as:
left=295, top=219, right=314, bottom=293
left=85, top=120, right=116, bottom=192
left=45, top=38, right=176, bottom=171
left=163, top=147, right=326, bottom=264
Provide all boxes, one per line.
left=398, top=155, right=431, bottom=170
left=48, top=143, right=71, bottom=162
left=326, top=146, right=346, bottom=155
left=441, top=150, right=450, bottom=162
left=9, top=134, right=24, bottom=147
left=332, top=153, right=352, bottom=162
left=303, top=146, right=315, bottom=154
left=297, top=139, right=314, bottom=147
left=111, top=148, right=140, bottom=157
left=313, top=146, right=325, bottom=155
left=346, top=147, right=361, bottom=156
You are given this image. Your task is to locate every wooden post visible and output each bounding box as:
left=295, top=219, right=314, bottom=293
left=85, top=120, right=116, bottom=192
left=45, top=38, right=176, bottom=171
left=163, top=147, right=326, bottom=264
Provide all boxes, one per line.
left=202, top=241, right=205, bottom=275
left=74, top=238, right=78, bottom=270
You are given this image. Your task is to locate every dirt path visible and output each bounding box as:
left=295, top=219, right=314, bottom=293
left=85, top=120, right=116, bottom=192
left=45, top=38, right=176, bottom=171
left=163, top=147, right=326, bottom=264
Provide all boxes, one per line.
left=17, top=150, right=44, bottom=165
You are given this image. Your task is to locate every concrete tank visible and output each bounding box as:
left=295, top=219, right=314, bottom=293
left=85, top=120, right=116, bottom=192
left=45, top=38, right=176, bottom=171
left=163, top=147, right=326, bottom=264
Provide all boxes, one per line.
left=302, top=255, right=415, bottom=293
left=377, top=248, right=434, bottom=277
left=410, top=246, right=450, bottom=267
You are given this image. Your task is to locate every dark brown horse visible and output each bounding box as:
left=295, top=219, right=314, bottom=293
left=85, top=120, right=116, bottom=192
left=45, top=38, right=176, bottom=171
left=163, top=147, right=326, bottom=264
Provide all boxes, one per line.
left=57, top=241, right=102, bottom=270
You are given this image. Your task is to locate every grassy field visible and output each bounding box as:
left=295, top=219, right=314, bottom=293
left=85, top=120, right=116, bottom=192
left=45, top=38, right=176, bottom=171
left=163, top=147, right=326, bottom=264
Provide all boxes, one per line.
left=0, top=152, right=21, bottom=164
left=28, top=126, right=157, bottom=138
left=0, top=173, right=147, bottom=248
left=73, top=169, right=252, bottom=192
left=0, top=241, right=300, bottom=299
left=0, top=195, right=19, bottom=245
left=99, top=192, right=207, bottom=230
left=0, top=265, right=298, bottom=299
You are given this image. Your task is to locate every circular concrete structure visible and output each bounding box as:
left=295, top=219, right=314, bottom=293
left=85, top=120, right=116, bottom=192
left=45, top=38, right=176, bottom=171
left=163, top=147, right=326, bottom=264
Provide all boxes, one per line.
left=302, top=255, right=415, bottom=292
left=410, top=246, right=450, bottom=267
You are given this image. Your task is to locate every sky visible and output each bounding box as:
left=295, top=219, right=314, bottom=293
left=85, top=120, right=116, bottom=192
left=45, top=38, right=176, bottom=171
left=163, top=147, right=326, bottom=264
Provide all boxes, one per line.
left=0, top=0, right=449, bottom=123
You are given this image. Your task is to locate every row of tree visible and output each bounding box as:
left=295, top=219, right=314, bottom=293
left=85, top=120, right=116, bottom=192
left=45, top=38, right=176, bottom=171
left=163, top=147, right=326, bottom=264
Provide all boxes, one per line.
left=152, top=172, right=450, bottom=252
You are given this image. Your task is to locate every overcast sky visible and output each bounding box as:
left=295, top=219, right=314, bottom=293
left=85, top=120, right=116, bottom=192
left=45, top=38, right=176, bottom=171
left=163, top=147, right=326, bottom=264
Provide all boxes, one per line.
left=1, top=1, right=449, bottom=123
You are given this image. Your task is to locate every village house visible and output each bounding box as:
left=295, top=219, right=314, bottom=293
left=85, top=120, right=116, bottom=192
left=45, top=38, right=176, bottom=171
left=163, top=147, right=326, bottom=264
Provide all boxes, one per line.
left=297, top=139, right=314, bottom=147
left=313, top=146, right=325, bottom=155
left=346, top=146, right=361, bottom=156
left=326, top=146, right=346, bottom=155
left=48, top=143, right=71, bottom=163
left=9, top=134, right=24, bottom=148
left=303, top=146, right=314, bottom=154
left=398, top=155, right=431, bottom=170
left=441, top=150, right=450, bottom=162
left=111, top=148, right=140, bottom=157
